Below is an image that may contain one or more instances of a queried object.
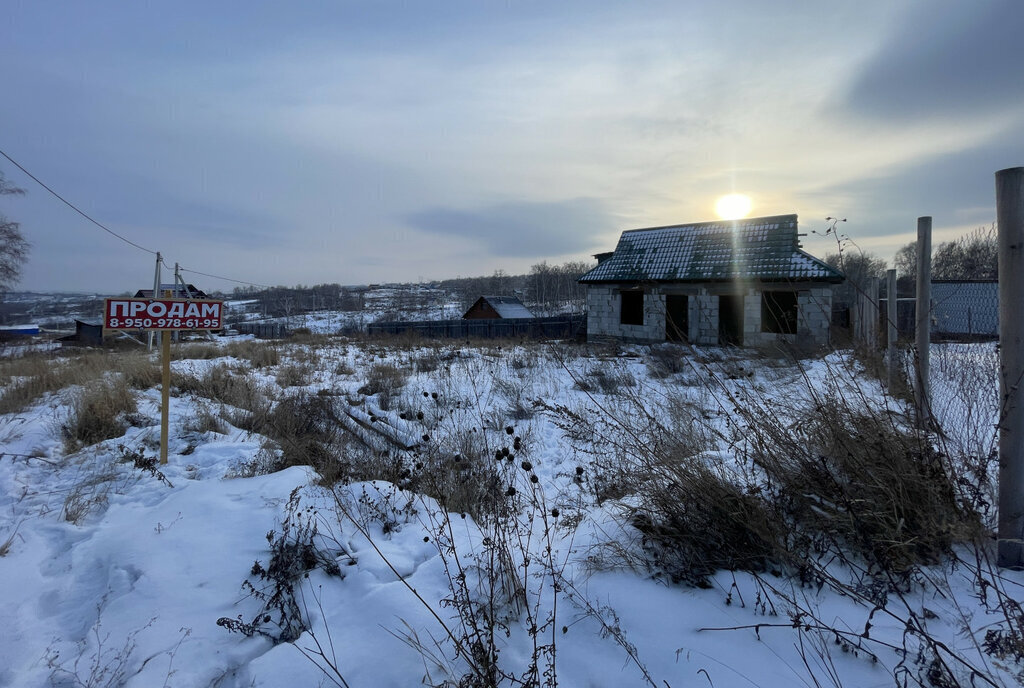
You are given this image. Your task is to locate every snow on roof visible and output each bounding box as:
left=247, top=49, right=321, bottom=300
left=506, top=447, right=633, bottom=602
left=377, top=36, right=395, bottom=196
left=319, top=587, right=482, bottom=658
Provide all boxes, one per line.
left=579, top=214, right=843, bottom=283
left=480, top=295, right=535, bottom=319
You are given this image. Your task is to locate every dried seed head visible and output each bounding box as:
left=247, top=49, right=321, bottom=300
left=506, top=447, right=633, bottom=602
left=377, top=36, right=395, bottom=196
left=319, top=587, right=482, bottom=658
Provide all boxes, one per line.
left=520, top=460, right=533, bottom=471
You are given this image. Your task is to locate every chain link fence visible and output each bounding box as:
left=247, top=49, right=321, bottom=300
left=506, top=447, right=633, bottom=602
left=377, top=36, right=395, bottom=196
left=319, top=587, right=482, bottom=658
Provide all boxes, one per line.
left=931, top=280, right=998, bottom=339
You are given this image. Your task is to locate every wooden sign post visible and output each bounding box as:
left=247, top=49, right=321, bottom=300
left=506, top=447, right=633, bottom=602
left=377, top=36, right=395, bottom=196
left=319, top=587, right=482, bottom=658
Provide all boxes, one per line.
left=104, top=298, right=224, bottom=464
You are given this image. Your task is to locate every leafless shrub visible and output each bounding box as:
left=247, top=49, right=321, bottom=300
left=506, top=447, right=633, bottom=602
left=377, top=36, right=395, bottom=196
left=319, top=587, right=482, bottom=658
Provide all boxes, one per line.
left=276, top=362, right=313, bottom=388
left=225, top=340, right=280, bottom=368
left=746, top=391, right=982, bottom=574
left=328, top=419, right=576, bottom=688
left=573, top=364, right=636, bottom=395
left=227, top=442, right=283, bottom=479
left=183, top=404, right=229, bottom=435
left=492, top=377, right=535, bottom=420
left=645, top=343, right=689, bottom=379
left=0, top=351, right=120, bottom=414
left=357, top=362, right=409, bottom=411
left=62, top=466, right=120, bottom=524
left=408, top=440, right=506, bottom=522
left=285, top=344, right=323, bottom=365
left=263, top=393, right=339, bottom=471
left=118, top=354, right=162, bottom=390
left=62, top=445, right=171, bottom=524
left=411, top=347, right=446, bottom=373
left=219, top=489, right=346, bottom=645
left=543, top=377, right=777, bottom=585
left=174, top=363, right=269, bottom=411
left=173, top=343, right=223, bottom=360
left=61, top=380, right=137, bottom=452
left=45, top=607, right=157, bottom=688
left=629, top=459, right=783, bottom=586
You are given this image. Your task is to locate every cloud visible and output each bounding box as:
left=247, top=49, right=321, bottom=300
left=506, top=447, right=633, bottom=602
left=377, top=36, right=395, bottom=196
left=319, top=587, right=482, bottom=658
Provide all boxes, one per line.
left=807, top=118, right=1024, bottom=246
left=405, top=198, right=616, bottom=258
left=842, top=0, right=1024, bottom=121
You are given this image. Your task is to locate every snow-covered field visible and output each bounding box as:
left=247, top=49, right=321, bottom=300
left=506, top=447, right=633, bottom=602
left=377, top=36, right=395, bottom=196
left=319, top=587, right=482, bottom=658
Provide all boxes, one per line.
left=0, top=337, right=1020, bottom=687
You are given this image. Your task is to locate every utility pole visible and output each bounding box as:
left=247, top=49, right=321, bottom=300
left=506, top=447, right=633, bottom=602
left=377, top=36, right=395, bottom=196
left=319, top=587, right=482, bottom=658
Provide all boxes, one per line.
left=174, top=263, right=193, bottom=298
left=148, top=252, right=161, bottom=352
left=997, top=166, right=1024, bottom=568
left=915, top=217, right=931, bottom=426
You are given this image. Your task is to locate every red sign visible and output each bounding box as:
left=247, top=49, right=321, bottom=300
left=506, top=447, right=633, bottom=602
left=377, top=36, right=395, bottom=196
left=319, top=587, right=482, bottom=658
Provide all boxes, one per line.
left=104, top=298, right=224, bottom=331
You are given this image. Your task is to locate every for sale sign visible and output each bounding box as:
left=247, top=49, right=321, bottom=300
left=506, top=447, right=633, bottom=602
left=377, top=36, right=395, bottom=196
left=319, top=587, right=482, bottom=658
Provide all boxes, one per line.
left=104, top=298, right=224, bottom=331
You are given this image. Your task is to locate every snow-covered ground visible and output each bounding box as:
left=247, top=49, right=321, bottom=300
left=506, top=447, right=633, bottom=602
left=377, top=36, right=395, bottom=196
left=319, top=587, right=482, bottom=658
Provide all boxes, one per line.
left=0, top=339, right=1020, bottom=687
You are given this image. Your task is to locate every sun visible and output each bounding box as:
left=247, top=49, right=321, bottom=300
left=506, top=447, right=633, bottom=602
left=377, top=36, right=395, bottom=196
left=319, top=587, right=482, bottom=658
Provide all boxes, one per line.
left=714, top=193, right=753, bottom=220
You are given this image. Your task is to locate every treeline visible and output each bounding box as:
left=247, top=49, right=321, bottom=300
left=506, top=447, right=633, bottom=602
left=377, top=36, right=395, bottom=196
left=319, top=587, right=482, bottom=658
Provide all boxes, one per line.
left=827, top=224, right=998, bottom=304
left=893, top=224, right=997, bottom=281
left=438, top=260, right=595, bottom=315
left=228, top=259, right=596, bottom=321
left=231, top=283, right=366, bottom=318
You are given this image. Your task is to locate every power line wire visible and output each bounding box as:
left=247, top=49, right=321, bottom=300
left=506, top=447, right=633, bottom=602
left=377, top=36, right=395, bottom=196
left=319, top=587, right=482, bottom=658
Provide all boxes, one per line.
left=178, top=266, right=273, bottom=289
left=0, top=148, right=158, bottom=255
left=3, top=148, right=275, bottom=291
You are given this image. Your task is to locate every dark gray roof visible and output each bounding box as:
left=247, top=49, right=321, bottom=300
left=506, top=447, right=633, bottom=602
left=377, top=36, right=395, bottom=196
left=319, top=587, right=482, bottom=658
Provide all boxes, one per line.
left=466, top=294, right=536, bottom=319
left=579, top=214, right=843, bottom=284
left=133, top=283, right=209, bottom=299
left=476, top=295, right=535, bottom=319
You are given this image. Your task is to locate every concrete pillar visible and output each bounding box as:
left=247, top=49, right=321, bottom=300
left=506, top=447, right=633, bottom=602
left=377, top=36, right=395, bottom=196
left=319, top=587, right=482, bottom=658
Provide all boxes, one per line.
left=997, top=167, right=1024, bottom=568
left=916, top=217, right=932, bottom=425
left=887, top=269, right=898, bottom=389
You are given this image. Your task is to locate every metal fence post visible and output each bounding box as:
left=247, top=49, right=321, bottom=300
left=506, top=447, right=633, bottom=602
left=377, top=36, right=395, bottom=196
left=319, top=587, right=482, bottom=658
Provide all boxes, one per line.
left=887, top=268, right=898, bottom=388
left=867, top=277, right=879, bottom=348
left=997, top=166, right=1024, bottom=568
left=916, top=217, right=932, bottom=426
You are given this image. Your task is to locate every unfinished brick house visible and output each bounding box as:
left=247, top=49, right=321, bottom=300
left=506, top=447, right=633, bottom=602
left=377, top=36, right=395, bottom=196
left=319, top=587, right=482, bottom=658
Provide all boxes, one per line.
left=578, top=214, right=843, bottom=348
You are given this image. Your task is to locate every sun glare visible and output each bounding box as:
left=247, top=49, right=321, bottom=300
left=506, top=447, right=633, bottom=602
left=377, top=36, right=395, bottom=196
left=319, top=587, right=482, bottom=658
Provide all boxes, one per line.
left=715, top=194, right=753, bottom=220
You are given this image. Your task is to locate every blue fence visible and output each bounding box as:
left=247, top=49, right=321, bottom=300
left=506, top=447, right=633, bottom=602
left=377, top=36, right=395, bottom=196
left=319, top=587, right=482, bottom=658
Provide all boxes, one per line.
left=931, top=280, right=998, bottom=338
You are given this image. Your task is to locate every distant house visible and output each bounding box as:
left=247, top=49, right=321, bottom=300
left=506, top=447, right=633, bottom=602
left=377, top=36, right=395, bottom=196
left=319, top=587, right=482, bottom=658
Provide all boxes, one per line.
left=59, top=320, right=104, bottom=347
left=578, top=214, right=843, bottom=348
left=134, top=283, right=210, bottom=299
left=463, top=296, right=535, bottom=320
left=0, top=323, right=40, bottom=340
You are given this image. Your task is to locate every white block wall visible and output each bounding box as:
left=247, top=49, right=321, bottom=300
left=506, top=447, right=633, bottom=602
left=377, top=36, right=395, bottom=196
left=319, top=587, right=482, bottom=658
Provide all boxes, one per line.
left=586, top=284, right=833, bottom=348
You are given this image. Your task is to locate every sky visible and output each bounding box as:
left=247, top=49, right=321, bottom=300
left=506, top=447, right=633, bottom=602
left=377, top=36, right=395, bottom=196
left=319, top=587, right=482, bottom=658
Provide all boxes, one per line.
left=2, top=0, right=1023, bottom=294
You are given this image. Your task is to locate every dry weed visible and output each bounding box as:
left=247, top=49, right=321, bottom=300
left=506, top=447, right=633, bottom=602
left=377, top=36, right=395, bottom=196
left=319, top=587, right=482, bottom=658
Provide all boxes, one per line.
left=61, top=380, right=138, bottom=452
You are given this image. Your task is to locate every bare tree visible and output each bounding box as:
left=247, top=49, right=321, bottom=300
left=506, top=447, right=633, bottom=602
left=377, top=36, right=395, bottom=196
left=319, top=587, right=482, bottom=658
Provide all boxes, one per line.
left=0, top=172, right=30, bottom=291
left=893, top=241, right=917, bottom=281
left=933, top=224, right=997, bottom=280
left=825, top=250, right=887, bottom=305
left=893, top=225, right=997, bottom=296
